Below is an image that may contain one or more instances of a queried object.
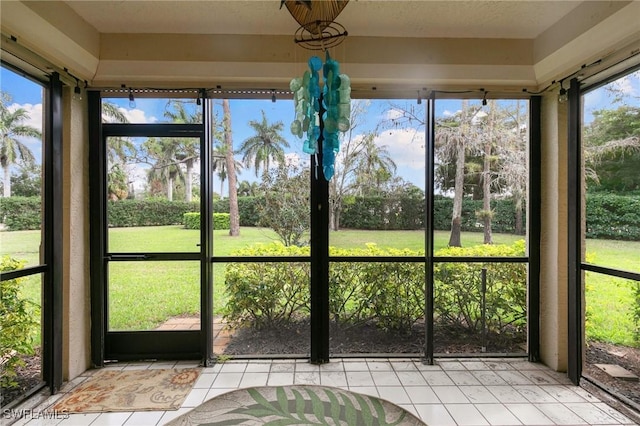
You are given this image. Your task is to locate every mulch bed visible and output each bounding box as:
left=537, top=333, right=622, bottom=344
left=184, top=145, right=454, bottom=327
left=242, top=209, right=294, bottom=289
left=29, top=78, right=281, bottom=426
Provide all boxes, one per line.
left=584, top=340, right=640, bottom=407
left=1, top=350, right=42, bottom=408
left=222, top=319, right=526, bottom=355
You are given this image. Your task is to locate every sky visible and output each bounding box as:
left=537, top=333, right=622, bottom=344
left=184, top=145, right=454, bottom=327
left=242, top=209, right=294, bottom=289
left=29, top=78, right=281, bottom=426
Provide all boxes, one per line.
left=2, top=65, right=639, bottom=196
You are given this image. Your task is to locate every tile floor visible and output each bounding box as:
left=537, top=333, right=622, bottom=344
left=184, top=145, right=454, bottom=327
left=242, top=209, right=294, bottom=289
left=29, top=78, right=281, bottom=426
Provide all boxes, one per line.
left=4, top=358, right=639, bottom=426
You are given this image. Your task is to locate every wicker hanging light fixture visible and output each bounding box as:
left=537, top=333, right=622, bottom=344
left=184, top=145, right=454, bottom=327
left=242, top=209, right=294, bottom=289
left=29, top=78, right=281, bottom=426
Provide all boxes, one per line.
left=280, top=0, right=349, bottom=50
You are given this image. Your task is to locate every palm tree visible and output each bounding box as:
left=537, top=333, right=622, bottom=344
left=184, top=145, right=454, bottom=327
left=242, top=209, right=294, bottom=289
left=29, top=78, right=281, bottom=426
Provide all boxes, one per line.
left=164, top=100, right=201, bottom=202
left=353, top=132, right=397, bottom=196
left=222, top=99, right=240, bottom=236
left=238, top=110, right=290, bottom=177
left=0, top=92, right=40, bottom=197
left=211, top=144, right=243, bottom=198
left=238, top=180, right=260, bottom=197
left=102, top=101, right=128, bottom=123
left=143, top=137, right=184, bottom=201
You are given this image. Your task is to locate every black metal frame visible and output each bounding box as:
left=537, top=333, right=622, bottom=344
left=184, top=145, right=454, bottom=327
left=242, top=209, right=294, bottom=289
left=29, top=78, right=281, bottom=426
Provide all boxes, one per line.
left=0, top=68, right=63, bottom=400
left=89, top=99, right=211, bottom=362
left=42, top=72, right=64, bottom=394
left=528, top=96, right=542, bottom=362
left=424, top=93, right=436, bottom=364
left=574, top=64, right=640, bottom=386
left=567, top=77, right=582, bottom=384
left=88, top=93, right=539, bottom=365
left=310, top=96, right=330, bottom=363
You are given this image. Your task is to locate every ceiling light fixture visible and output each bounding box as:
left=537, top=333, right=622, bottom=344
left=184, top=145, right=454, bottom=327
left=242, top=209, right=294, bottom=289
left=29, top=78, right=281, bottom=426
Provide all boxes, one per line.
left=128, top=88, right=136, bottom=109
left=73, top=78, right=82, bottom=101
left=482, top=89, right=487, bottom=106
left=558, top=80, right=568, bottom=103
left=281, top=0, right=349, bottom=50
left=271, top=90, right=277, bottom=103
left=417, top=90, right=422, bottom=105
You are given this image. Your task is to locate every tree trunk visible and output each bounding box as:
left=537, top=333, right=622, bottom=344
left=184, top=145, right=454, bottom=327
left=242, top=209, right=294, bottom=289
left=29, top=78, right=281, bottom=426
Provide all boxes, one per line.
left=3, top=166, right=11, bottom=197
left=223, top=99, right=240, bottom=236
left=448, top=100, right=468, bottom=247
left=167, top=176, right=174, bottom=201
left=483, top=100, right=494, bottom=244
left=185, top=160, right=193, bottom=202
left=515, top=195, right=523, bottom=235
left=448, top=142, right=465, bottom=247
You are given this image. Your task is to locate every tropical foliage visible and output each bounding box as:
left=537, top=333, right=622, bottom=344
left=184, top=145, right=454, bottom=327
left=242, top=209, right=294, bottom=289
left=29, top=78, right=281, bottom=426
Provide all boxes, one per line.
left=0, top=92, right=40, bottom=197
left=0, top=256, right=39, bottom=389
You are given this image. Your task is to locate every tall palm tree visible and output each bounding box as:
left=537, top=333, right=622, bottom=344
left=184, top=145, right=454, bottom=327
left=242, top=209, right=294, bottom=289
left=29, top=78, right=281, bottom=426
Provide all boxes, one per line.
left=222, top=99, right=240, bottom=236
left=164, top=100, right=201, bottom=202
left=238, top=110, right=290, bottom=177
left=353, top=132, right=397, bottom=196
left=143, top=137, right=184, bottom=201
left=0, top=92, right=40, bottom=197
left=212, top=144, right=243, bottom=197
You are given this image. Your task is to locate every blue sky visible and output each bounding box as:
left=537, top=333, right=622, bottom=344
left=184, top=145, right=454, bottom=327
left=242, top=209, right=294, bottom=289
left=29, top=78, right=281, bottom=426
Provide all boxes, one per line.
left=2, top=65, right=639, bottom=195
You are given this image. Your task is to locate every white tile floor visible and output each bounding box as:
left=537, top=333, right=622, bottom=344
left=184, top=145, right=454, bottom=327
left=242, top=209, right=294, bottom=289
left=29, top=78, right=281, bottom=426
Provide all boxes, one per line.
left=4, top=358, right=639, bottom=426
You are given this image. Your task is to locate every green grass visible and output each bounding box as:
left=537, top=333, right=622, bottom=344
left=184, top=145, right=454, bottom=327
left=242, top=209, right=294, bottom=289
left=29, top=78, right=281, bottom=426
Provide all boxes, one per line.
left=2, top=226, right=639, bottom=346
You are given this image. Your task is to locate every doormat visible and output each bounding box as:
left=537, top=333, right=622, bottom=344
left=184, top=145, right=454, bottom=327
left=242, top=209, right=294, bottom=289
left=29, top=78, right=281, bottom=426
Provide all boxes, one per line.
left=52, top=368, right=201, bottom=413
left=165, top=385, right=425, bottom=425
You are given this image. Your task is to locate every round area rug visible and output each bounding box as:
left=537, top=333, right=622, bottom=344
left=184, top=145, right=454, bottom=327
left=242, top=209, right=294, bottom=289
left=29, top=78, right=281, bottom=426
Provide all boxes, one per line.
left=165, top=385, right=426, bottom=425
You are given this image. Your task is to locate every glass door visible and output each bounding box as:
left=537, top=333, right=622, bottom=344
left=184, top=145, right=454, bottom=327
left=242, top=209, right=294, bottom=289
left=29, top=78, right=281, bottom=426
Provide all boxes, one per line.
left=97, top=96, right=210, bottom=361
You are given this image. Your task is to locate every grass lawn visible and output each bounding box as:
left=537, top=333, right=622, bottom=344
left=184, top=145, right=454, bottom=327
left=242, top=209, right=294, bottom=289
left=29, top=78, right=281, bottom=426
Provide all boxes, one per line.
left=2, top=226, right=638, bottom=345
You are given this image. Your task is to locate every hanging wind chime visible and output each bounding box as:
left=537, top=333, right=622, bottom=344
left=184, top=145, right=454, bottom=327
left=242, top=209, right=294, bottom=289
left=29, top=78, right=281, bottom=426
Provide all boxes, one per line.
left=281, top=0, right=351, bottom=180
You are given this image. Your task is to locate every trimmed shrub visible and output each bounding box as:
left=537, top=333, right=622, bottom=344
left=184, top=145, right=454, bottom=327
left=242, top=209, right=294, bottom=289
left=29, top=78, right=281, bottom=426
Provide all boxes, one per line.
left=213, top=197, right=261, bottom=227
left=433, top=240, right=527, bottom=335
left=0, top=197, right=41, bottom=230
left=108, top=199, right=199, bottom=227
left=586, top=193, right=640, bottom=240
left=223, top=244, right=310, bottom=329
left=0, top=257, right=39, bottom=389
left=223, top=240, right=527, bottom=336
left=183, top=212, right=231, bottom=230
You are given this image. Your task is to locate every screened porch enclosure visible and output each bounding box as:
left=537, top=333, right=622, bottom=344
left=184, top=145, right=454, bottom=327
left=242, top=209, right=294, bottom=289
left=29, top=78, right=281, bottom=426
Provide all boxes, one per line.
left=90, top=94, right=535, bottom=363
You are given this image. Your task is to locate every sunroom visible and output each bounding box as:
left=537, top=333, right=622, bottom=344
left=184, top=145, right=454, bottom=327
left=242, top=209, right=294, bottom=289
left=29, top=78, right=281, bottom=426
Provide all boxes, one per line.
left=1, top=1, right=639, bottom=424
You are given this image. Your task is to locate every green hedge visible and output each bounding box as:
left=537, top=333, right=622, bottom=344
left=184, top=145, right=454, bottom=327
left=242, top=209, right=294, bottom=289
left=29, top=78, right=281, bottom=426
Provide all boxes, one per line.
left=586, top=193, right=640, bottom=240
left=223, top=241, right=527, bottom=335
left=3, top=194, right=640, bottom=240
left=213, top=197, right=261, bottom=227
left=108, top=199, right=199, bottom=227
left=183, top=212, right=231, bottom=230
left=0, top=197, right=41, bottom=230
left=341, top=196, right=425, bottom=230
left=340, top=196, right=525, bottom=233
left=432, top=197, right=523, bottom=234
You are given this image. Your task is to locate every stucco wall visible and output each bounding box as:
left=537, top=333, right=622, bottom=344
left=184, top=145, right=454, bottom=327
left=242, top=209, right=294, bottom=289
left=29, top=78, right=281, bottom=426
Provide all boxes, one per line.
left=62, top=87, right=91, bottom=379
left=538, top=89, right=569, bottom=372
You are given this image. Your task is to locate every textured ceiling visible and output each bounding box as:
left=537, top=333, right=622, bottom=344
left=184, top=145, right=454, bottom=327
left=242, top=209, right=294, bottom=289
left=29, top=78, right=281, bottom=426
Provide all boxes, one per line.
left=64, top=0, right=582, bottom=39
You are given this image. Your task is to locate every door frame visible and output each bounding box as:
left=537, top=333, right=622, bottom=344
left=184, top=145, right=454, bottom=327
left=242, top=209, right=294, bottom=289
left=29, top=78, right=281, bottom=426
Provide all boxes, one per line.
left=89, top=94, right=213, bottom=364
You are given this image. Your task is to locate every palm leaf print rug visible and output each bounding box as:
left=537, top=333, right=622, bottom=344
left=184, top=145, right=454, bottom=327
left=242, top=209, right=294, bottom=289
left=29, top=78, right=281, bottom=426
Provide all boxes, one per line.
left=166, top=385, right=425, bottom=425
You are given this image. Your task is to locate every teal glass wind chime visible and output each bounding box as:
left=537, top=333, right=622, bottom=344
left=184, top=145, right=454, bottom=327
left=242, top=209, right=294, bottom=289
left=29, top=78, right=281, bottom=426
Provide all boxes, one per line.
left=290, top=52, right=351, bottom=180
left=280, top=0, right=351, bottom=180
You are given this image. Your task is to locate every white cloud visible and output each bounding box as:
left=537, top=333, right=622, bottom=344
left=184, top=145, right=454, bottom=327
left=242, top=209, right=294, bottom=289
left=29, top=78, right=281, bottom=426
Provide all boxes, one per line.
left=375, top=127, right=426, bottom=171
left=442, top=109, right=457, bottom=117
left=118, top=106, right=157, bottom=123
left=611, top=73, right=639, bottom=97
